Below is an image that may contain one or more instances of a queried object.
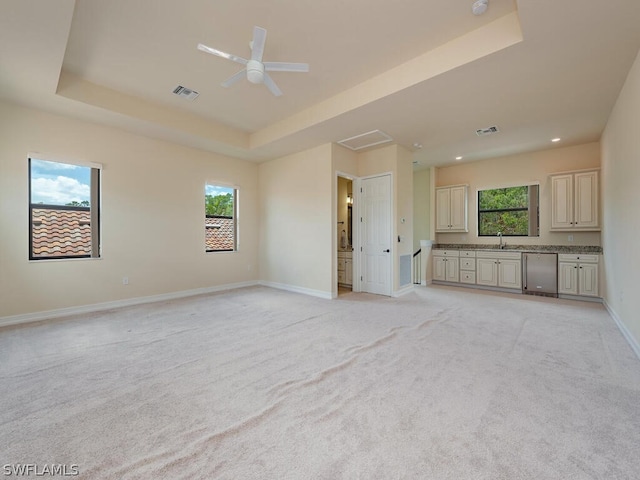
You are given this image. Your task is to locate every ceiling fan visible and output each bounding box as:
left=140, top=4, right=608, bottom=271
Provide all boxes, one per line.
left=197, top=26, right=309, bottom=97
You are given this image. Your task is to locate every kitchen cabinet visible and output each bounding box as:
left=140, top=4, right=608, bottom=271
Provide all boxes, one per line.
left=338, top=251, right=353, bottom=287
left=551, top=171, right=599, bottom=230
left=432, top=250, right=459, bottom=282
left=476, top=251, right=522, bottom=289
left=436, top=185, right=468, bottom=232
left=558, top=254, right=599, bottom=297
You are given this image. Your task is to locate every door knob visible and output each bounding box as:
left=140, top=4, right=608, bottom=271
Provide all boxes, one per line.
left=383, top=249, right=390, bottom=253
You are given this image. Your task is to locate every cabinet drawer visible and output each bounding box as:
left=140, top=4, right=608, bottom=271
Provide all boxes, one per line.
left=558, top=254, right=598, bottom=263
left=460, top=258, right=476, bottom=271
left=432, top=250, right=460, bottom=257
left=459, top=250, right=476, bottom=257
left=460, top=271, right=476, bottom=284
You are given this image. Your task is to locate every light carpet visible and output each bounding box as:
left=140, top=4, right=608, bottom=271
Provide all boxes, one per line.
left=1, top=285, right=639, bottom=479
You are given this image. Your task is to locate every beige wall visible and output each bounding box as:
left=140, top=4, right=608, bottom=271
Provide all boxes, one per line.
left=601, top=48, right=640, bottom=352
left=258, top=143, right=333, bottom=296
left=0, top=101, right=259, bottom=318
left=435, top=142, right=601, bottom=246
left=413, top=168, right=431, bottom=250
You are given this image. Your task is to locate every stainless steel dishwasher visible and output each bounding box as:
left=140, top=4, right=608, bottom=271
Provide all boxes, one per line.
left=522, top=252, right=558, bottom=297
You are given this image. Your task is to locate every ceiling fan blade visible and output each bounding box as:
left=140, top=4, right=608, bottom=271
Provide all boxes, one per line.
left=197, top=43, right=248, bottom=66
left=264, top=62, right=309, bottom=73
left=262, top=73, right=283, bottom=97
left=251, top=26, right=267, bottom=62
left=221, top=69, right=246, bottom=88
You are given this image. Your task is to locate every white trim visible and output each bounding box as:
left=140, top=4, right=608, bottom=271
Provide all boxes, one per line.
left=28, top=151, right=102, bottom=170
left=393, top=284, right=415, bottom=297
left=0, top=281, right=259, bottom=329
left=259, top=281, right=333, bottom=300
left=603, top=299, right=640, bottom=360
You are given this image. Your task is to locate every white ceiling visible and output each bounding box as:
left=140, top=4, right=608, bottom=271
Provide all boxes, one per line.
left=2, top=0, right=640, bottom=167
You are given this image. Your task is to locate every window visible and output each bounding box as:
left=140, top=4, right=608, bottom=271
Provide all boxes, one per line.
left=478, top=184, right=539, bottom=236
left=205, top=185, right=237, bottom=252
left=29, top=158, right=101, bottom=260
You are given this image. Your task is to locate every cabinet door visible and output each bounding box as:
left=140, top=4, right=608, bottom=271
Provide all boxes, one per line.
left=345, top=259, right=353, bottom=285
left=551, top=174, right=574, bottom=229
left=476, top=258, right=498, bottom=286
left=498, top=259, right=522, bottom=289
left=578, top=263, right=599, bottom=297
left=558, top=262, right=578, bottom=295
left=433, top=256, right=447, bottom=281
left=435, top=188, right=451, bottom=231
left=449, top=186, right=467, bottom=231
left=445, top=257, right=459, bottom=283
left=574, top=171, right=598, bottom=229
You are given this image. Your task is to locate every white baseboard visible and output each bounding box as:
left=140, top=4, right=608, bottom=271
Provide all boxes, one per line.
left=393, top=285, right=415, bottom=297
left=259, top=281, right=333, bottom=300
left=603, top=299, right=640, bottom=361
left=0, top=281, right=260, bottom=329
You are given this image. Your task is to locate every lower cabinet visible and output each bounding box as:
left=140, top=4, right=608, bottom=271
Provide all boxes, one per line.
left=432, top=250, right=459, bottom=282
left=475, top=251, right=522, bottom=290
left=338, top=251, right=353, bottom=287
left=558, top=254, right=598, bottom=297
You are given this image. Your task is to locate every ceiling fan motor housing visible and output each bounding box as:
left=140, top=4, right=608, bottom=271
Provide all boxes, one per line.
left=247, top=60, right=265, bottom=84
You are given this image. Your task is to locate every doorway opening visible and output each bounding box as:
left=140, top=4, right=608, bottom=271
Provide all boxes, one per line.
left=337, top=175, right=354, bottom=295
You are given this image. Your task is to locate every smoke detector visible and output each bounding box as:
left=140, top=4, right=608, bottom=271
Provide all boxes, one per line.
left=472, top=0, right=489, bottom=15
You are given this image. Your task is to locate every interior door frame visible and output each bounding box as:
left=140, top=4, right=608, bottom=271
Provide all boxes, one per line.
left=358, top=172, right=394, bottom=297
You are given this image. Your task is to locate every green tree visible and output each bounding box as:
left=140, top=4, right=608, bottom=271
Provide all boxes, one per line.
left=478, top=186, right=529, bottom=235
left=66, top=200, right=90, bottom=207
left=205, top=193, right=234, bottom=216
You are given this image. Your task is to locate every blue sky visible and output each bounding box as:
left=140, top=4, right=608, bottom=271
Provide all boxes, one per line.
left=30, top=159, right=91, bottom=205
left=206, top=184, right=233, bottom=197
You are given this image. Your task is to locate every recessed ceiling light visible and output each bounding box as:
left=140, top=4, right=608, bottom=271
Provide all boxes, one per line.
left=413, top=142, right=423, bottom=149
left=455, top=156, right=463, bottom=160
left=551, top=137, right=561, bottom=142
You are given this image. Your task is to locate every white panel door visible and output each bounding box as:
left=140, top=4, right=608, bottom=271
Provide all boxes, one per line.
left=435, top=188, right=451, bottom=231
left=360, top=175, right=392, bottom=296
left=551, top=174, right=573, bottom=229
left=558, top=262, right=578, bottom=295
left=497, top=259, right=522, bottom=289
left=445, top=257, right=459, bottom=282
left=476, top=258, right=498, bottom=286
left=449, top=186, right=467, bottom=231
left=433, top=256, right=446, bottom=281
left=578, top=263, right=599, bottom=297
left=574, top=171, right=598, bottom=228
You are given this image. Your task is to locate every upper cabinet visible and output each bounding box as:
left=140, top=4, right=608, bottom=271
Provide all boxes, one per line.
left=550, top=170, right=599, bottom=230
left=436, top=185, right=468, bottom=232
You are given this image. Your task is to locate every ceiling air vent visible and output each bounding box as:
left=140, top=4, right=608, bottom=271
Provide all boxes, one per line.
left=172, top=85, right=199, bottom=101
left=476, top=125, right=500, bottom=136
left=337, top=130, right=393, bottom=151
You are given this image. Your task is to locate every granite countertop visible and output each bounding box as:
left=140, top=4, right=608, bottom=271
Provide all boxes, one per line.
left=432, top=244, right=603, bottom=254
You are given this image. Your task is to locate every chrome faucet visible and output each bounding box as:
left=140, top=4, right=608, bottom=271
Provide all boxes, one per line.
left=498, top=231, right=505, bottom=249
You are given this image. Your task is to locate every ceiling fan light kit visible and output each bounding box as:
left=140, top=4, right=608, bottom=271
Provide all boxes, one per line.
left=197, top=26, right=309, bottom=96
